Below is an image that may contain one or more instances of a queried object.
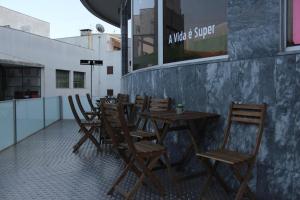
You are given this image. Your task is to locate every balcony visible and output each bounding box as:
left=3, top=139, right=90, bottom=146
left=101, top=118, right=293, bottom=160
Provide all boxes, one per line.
left=0, top=96, right=231, bottom=199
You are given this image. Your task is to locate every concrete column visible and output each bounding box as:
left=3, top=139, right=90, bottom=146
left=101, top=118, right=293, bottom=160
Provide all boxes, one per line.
left=121, top=0, right=129, bottom=75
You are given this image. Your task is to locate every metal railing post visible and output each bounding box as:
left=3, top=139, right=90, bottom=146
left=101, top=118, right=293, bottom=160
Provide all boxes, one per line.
left=43, top=97, right=46, bottom=128
left=59, top=96, right=63, bottom=120
left=13, top=99, right=17, bottom=144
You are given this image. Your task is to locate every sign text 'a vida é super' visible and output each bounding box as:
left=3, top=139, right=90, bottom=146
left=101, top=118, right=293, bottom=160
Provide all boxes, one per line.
left=168, top=24, right=216, bottom=45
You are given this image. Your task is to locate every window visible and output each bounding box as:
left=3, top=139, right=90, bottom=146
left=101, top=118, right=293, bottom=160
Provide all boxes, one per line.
left=56, top=70, right=69, bottom=88
left=107, top=89, right=114, bottom=96
left=163, top=0, right=228, bottom=63
left=107, top=66, right=114, bottom=75
left=130, top=0, right=228, bottom=71
left=132, top=0, right=158, bottom=70
left=287, top=0, right=300, bottom=47
left=1, top=67, right=41, bottom=100
left=73, top=72, right=85, bottom=88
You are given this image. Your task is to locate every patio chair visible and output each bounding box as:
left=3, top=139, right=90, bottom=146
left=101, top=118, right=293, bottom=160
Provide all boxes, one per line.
left=197, top=102, right=267, bottom=200
left=129, top=95, right=157, bottom=140
left=68, top=96, right=101, bottom=152
left=75, top=94, right=99, bottom=121
left=117, top=93, right=129, bottom=103
left=137, top=97, right=171, bottom=137
left=86, top=93, right=98, bottom=113
left=104, top=103, right=170, bottom=199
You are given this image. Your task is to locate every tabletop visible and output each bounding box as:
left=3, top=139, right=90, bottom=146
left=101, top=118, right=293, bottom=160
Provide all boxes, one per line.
left=140, top=110, right=219, bottom=122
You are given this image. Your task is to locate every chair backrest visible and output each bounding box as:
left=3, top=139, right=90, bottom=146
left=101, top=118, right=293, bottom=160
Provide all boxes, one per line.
left=68, top=96, right=82, bottom=126
left=102, top=102, right=136, bottom=153
left=86, top=93, right=97, bottom=112
left=117, top=93, right=129, bottom=103
left=148, top=97, right=171, bottom=112
left=134, top=95, right=148, bottom=112
left=102, top=103, right=124, bottom=148
left=222, top=102, right=267, bottom=156
left=75, top=94, right=91, bottom=121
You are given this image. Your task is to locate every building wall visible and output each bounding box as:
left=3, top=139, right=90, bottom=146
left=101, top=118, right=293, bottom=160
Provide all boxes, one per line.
left=57, top=34, right=122, bottom=97
left=0, top=27, right=97, bottom=98
left=0, top=6, right=50, bottom=37
left=122, top=0, right=300, bottom=199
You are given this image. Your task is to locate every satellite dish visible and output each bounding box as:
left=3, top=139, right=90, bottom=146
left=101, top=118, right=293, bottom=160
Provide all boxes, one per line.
left=96, top=24, right=105, bottom=33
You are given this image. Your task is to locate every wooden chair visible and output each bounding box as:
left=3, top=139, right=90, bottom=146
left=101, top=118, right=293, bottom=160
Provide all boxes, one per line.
left=75, top=94, right=99, bottom=121
left=68, top=96, right=101, bottom=152
left=130, top=95, right=148, bottom=126
left=137, top=97, right=171, bottom=139
left=197, top=102, right=267, bottom=200
left=86, top=93, right=98, bottom=113
left=148, top=97, right=171, bottom=112
left=117, top=93, right=129, bottom=103
left=104, top=103, right=171, bottom=199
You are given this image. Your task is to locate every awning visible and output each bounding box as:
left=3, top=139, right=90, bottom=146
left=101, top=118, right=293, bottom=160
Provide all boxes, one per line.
left=111, top=37, right=121, bottom=49
left=80, top=0, right=123, bottom=27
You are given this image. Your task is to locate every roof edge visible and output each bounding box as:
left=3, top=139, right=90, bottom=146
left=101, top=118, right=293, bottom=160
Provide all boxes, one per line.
left=80, top=0, right=121, bottom=27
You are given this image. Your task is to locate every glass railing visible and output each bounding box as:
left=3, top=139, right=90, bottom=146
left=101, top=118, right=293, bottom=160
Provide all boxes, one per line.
left=0, top=96, right=61, bottom=151
left=0, top=100, right=14, bottom=150
left=0, top=95, right=101, bottom=151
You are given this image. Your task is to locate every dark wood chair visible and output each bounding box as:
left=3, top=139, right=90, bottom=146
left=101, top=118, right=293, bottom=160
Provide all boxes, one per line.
left=117, top=93, right=129, bottom=103
left=130, top=95, right=148, bottom=126
left=136, top=97, right=172, bottom=140
left=197, top=102, right=267, bottom=200
left=104, top=103, right=171, bottom=199
left=75, top=94, right=99, bottom=121
left=86, top=93, right=98, bottom=113
left=68, top=95, right=101, bottom=152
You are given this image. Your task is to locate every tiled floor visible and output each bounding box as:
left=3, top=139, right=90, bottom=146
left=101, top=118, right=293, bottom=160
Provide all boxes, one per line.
left=0, top=120, right=229, bottom=200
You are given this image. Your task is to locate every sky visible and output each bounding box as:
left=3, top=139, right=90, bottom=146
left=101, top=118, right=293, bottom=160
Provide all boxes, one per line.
left=0, top=0, right=121, bottom=38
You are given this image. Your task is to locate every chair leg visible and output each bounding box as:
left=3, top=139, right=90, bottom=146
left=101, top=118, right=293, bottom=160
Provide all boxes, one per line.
left=85, top=127, right=101, bottom=151
left=199, top=169, right=214, bottom=199
left=200, top=159, right=227, bottom=199
left=234, top=163, right=255, bottom=200
left=162, top=152, right=177, bottom=183
left=232, top=166, right=255, bottom=200
left=73, top=134, right=88, bottom=152
left=107, top=158, right=134, bottom=195
left=127, top=155, right=164, bottom=199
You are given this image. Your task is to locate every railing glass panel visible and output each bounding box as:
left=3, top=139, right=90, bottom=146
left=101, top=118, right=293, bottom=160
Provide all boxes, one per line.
left=45, top=97, right=60, bottom=126
left=16, top=98, right=44, bottom=141
left=0, top=101, right=14, bottom=151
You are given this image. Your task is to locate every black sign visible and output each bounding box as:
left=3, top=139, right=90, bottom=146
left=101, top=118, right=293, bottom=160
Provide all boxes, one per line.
left=80, top=60, right=103, bottom=65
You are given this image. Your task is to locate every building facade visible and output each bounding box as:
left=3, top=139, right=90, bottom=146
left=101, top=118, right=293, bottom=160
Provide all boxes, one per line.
left=0, top=26, right=96, bottom=100
left=81, top=0, right=300, bottom=199
left=0, top=7, right=123, bottom=101
left=57, top=31, right=122, bottom=98
left=0, top=6, right=50, bottom=37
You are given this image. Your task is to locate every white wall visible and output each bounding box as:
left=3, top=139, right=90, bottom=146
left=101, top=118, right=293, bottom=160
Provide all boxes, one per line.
left=0, top=27, right=97, bottom=98
left=0, top=6, right=50, bottom=37
left=57, top=33, right=122, bottom=98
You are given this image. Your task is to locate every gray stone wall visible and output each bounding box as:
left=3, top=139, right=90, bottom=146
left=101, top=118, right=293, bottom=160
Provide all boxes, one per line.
left=121, top=0, right=300, bottom=199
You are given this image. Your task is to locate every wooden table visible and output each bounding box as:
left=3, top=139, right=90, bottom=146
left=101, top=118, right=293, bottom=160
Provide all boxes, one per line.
left=140, top=110, right=219, bottom=180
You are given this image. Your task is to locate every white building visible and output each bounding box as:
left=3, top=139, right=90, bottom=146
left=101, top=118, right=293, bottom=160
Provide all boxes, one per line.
left=0, top=7, right=122, bottom=101
left=57, top=30, right=122, bottom=98
left=0, top=6, right=50, bottom=37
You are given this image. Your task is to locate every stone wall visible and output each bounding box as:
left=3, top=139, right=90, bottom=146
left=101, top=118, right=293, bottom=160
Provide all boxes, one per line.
left=121, top=0, right=300, bottom=199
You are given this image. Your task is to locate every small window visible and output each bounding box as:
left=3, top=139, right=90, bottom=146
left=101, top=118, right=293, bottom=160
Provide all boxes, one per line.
left=73, top=72, right=85, bottom=88
left=107, top=66, right=114, bottom=75
left=287, top=0, right=300, bottom=47
left=107, top=89, right=114, bottom=96
left=56, top=70, right=69, bottom=88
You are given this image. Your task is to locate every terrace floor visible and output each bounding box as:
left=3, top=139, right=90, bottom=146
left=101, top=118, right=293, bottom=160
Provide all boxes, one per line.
left=0, top=120, right=230, bottom=200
